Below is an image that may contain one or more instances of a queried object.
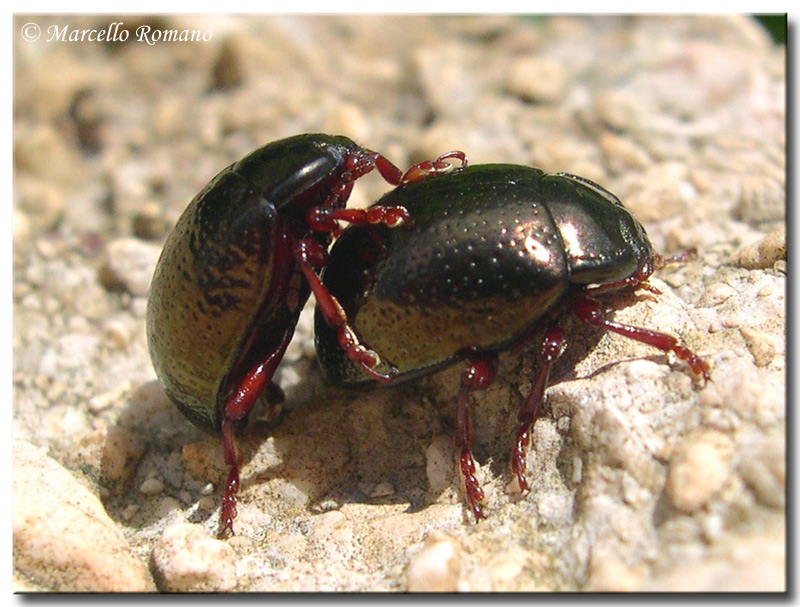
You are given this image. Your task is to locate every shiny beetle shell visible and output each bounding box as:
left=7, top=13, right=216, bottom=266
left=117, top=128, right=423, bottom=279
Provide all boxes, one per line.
left=147, top=134, right=375, bottom=432
left=315, top=164, right=655, bottom=385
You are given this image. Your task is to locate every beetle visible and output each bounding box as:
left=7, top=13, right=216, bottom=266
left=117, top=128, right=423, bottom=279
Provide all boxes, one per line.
left=146, top=133, right=466, bottom=535
left=314, top=163, right=710, bottom=521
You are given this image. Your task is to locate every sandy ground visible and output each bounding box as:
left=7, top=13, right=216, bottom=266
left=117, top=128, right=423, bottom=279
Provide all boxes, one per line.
left=13, top=15, right=785, bottom=591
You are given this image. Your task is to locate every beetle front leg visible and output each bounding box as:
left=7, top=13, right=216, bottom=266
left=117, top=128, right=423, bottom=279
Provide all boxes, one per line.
left=398, top=151, right=468, bottom=184
left=511, top=326, right=567, bottom=494
left=455, top=355, right=498, bottom=522
left=218, top=327, right=293, bottom=537
left=573, top=297, right=710, bottom=382
left=307, top=150, right=470, bottom=233
left=369, top=149, right=468, bottom=186
left=291, top=237, right=395, bottom=383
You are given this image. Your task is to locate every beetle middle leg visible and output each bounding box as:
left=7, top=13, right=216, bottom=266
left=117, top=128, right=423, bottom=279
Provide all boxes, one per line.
left=291, top=237, right=396, bottom=383
left=511, top=326, right=567, bottom=494
left=455, top=354, right=498, bottom=521
left=307, top=204, right=412, bottom=231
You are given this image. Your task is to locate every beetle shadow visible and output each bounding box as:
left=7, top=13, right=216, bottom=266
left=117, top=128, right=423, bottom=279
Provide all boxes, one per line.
left=242, top=376, right=448, bottom=515
left=101, top=380, right=216, bottom=530
left=237, top=295, right=655, bottom=522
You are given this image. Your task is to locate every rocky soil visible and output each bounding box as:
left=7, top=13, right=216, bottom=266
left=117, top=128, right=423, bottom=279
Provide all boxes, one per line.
left=13, top=15, right=785, bottom=592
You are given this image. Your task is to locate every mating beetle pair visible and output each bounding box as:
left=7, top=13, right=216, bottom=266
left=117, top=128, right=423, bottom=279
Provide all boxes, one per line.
left=146, top=134, right=709, bottom=534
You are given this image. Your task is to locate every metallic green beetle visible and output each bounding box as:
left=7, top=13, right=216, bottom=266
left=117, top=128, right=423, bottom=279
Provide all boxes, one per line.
left=315, top=164, right=710, bottom=520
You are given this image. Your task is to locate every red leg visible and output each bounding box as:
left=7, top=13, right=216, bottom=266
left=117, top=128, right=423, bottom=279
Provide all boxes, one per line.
left=399, top=151, right=468, bottom=184
left=219, top=326, right=293, bottom=537
left=574, top=297, right=710, bottom=383
left=291, top=236, right=395, bottom=383
left=307, top=204, right=412, bottom=233
left=368, top=149, right=468, bottom=186
left=369, top=152, right=404, bottom=185
left=455, top=355, right=497, bottom=521
left=511, top=326, right=567, bottom=494
left=307, top=150, right=469, bottom=233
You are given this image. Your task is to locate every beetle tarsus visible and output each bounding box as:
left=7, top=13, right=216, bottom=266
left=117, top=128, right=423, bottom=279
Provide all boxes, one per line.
left=220, top=467, right=240, bottom=537
left=308, top=205, right=412, bottom=231
left=400, top=150, right=469, bottom=184
left=460, top=448, right=486, bottom=521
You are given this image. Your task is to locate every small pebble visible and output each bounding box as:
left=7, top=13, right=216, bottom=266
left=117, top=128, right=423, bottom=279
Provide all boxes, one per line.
left=406, top=533, right=461, bottom=592
left=506, top=56, right=568, bottom=103
left=426, top=433, right=456, bottom=496
left=99, top=238, right=162, bottom=297
left=728, top=228, right=786, bottom=269
left=739, top=327, right=778, bottom=368
left=705, top=282, right=735, bottom=306
left=197, top=496, right=217, bottom=513
left=370, top=482, right=395, bottom=498
left=131, top=202, right=171, bottom=241
left=140, top=477, right=165, bottom=495
left=151, top=523, right=237, bottom=592
left=210, top=37, right=244, bottom=91
left=120, top=504, right=140, bottom=522
left=732, top=175, right=784, bottom=224
left=666, top=430, right=735, bottom=513
left=757, top=283, right=775, bottom=297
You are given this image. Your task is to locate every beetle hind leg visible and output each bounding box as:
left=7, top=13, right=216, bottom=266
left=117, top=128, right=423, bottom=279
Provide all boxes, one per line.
left=455, top=355, right=498, bottom=522
left=217, top=328, right=293, bottom=537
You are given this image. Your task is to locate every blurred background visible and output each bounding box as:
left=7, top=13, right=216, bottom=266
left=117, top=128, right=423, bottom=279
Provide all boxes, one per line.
left=13, top=15, right=785, bottom=592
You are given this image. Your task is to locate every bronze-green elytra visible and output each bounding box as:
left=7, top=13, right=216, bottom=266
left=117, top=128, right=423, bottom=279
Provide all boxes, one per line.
left=147, top=134, right=377, bottom=433
left=315, top=164, right=654, bottom=386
